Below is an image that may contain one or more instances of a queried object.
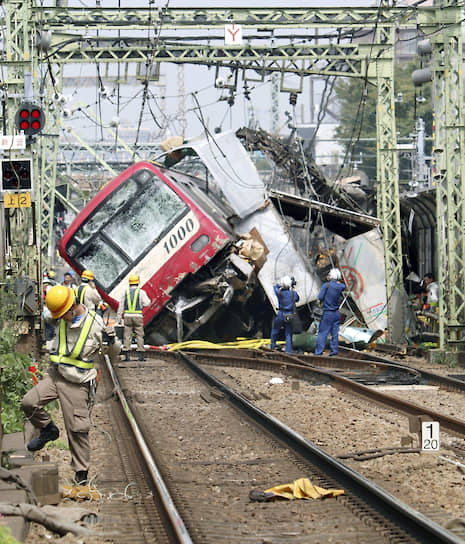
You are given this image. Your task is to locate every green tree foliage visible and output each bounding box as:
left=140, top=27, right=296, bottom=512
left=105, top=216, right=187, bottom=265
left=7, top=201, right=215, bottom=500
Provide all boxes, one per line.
left=0, top=524, right=22, bottom=544
left=334, top=60, right=433, bottom=187
left=0, top=283, right=34, bottom=433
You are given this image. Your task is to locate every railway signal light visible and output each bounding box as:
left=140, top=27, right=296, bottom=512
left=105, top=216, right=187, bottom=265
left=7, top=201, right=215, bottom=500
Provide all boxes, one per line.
left=14, top=103, right=45, bottom=142
left=1, top=159, right=33, bottom=191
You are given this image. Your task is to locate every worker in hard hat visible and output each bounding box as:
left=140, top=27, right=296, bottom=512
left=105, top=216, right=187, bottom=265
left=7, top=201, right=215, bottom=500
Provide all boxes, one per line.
left=116, top=274, right=150, bottom=361
left=42, top=275, right=56, bottom=344
left=75, top=269, right=103, bottom=312
left=314, top=268, right=346, bottom=357
left=62, top=271, right=77, bottom=290
left=270, top=275, right=300, bottom=353
left=21, top=284, right=120, bottom=485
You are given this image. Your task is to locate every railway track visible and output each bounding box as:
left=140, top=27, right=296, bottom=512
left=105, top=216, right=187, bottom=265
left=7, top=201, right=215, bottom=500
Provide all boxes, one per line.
left=91, top=348, right=465, bottom=543
left=183, top=348, right=465, bottom=438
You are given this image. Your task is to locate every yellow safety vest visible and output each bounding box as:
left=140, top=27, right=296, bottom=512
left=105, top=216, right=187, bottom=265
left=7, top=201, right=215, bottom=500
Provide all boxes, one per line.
left=125, top=287, right=142, bottom=314
left=50, top=311, right=96, bottom=369
left=75, top=284, right=88, bottom=305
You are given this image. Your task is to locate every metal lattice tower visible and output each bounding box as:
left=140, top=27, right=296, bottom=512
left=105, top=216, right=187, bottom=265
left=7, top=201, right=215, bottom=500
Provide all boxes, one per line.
left=3, top=0, right=38, bottom=277
left=426, top=1, right=465, bottom=351
left=374, top=0, right=404, bottom=343
left=177, top=65, right=187, bottom=138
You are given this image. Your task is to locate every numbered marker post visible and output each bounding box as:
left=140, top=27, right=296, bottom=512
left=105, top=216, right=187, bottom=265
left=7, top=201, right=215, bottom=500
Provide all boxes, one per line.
left=421, top=421, right=440, bottom=451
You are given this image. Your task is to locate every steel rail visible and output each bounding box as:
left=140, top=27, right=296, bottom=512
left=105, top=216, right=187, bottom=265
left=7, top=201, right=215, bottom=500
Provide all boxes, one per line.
left=102, top=354, right=193, bottom=544
left=177, top=350, right=462, bottom=544
left=336, top=346, right=465, bottom=393
left=182, top=349, right=465, bottom=438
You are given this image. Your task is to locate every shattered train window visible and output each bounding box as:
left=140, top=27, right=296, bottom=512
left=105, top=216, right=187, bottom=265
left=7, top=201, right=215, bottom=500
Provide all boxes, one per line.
left=68, top=167, right=188, bottom=290
left=74, top=179, right=138, bottom=245
left=105, top=174, right=187, bottom=260
left=77, top=237, right=128, bottom=291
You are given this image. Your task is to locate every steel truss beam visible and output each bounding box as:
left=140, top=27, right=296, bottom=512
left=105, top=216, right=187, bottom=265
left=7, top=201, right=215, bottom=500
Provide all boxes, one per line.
left=32, top=6, right=418, bottom=30
left=45, top=41, right=376, bottom=78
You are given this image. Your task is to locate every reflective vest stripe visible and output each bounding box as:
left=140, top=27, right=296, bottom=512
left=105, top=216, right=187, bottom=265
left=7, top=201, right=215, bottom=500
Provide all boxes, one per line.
left=50, top=311, right=96, bottom=369
left=125, top=287, right=142, bottom=314
left=75, top=285, right=88, bottom=304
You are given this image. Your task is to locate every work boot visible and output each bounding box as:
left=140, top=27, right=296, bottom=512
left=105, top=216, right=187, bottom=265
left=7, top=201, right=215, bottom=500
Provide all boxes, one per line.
left=27, top=421, right=59, bottom=452
left=74, top=471, right=88, bottom=485
left=138, top=352, right=145, bottom=362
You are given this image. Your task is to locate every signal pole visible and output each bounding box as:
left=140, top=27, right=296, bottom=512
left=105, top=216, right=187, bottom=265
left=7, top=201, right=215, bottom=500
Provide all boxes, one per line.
left=1, top=0, right=42, bottom=328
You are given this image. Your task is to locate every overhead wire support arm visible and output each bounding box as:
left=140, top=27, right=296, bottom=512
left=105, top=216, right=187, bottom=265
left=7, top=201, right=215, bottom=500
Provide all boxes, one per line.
left=72, top=101, right=144, bottom=163
left=62, top=126, right=118, bottom=179
left=32, top=6, right=418, bottom=31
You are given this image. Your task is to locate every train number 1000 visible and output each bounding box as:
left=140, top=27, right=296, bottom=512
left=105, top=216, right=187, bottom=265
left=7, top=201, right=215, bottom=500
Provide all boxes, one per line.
left=163, top=217, right=195, bottom=255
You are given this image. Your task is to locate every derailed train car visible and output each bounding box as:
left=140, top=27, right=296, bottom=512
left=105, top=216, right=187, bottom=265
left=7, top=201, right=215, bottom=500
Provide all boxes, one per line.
left=59, top=129, right=390, bottom=345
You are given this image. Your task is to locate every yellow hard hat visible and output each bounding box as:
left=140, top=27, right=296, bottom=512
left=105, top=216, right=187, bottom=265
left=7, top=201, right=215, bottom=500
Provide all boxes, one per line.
left=129, top=274, right=139, bottom=285
left=45, top=285, right=75, bottom=319
left=81, top=269, right=94, bottom=281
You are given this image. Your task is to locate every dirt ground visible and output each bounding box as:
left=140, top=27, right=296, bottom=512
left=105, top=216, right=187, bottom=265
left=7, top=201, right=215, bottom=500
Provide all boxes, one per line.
left=21, top=352, right=465, bottom=543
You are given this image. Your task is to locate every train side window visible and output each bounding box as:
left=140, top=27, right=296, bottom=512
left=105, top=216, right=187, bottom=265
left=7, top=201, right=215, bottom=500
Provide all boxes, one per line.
left=191, top=234, right=209, bottom=252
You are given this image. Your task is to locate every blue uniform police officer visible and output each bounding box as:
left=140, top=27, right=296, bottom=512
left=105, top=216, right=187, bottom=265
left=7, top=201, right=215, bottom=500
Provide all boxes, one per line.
left=270, top=276, right=300, bottom=353
left=315, top=268, right=346, bottom=356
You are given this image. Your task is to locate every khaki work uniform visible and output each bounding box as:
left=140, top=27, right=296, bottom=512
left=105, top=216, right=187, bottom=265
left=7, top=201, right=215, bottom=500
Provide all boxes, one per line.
left=75, top=282, right=101, bottom=311
left=116, top=286, right=150, bottom=352
left=22, top=309, right=117, bottom=473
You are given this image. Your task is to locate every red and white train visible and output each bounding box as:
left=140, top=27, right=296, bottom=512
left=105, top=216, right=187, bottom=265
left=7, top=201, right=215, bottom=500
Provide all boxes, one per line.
left=60, top=130, right=388, bottom=345
left=59, top=135, right=280, bottom=344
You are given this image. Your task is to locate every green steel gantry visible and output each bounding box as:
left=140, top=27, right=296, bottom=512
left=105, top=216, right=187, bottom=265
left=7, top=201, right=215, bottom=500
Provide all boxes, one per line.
left=2, top=1, right=464, bottom=351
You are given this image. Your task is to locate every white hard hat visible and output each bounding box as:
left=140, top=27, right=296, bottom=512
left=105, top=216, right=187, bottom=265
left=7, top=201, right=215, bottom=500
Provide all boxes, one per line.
left=279, top=276, right=292, bottom=289
left=328, top=268, right=342, bottom=281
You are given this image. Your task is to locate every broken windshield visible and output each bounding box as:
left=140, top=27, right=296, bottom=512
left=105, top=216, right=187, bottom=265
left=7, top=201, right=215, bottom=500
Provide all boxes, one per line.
left=67, top=167, right=188, bottom=291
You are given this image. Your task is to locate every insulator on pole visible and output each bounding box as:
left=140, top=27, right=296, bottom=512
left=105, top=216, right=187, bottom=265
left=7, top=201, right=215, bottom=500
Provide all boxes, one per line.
left=417, top=39, right=432, bottom=56
left=412, top=67, right=432, bottom=86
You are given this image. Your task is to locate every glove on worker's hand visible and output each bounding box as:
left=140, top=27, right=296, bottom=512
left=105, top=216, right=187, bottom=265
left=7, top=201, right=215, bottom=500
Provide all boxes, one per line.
left=102, top=326, right=116, bottom=345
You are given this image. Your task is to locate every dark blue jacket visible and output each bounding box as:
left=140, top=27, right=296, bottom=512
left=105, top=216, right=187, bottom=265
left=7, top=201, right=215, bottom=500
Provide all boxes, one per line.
left=274, top=284, right=300, bottom=311
left=318, top=280, right=345, bottom=311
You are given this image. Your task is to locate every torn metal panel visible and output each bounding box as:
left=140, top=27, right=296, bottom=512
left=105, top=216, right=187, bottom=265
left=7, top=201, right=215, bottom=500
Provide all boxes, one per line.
left=269, top=189, right=380, bottom=236
left=236, top=204, right=321, bottom=309
left=190, top=130, right=265, bottom=219
left=340, top=229, right=388, bottom=331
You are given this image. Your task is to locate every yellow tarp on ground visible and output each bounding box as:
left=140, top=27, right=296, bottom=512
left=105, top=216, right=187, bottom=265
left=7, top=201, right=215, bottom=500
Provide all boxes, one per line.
left=62, top=484, right=101, bottom=502
left=265, top=477, right=344, bottom=500
left=166, top=338, right=277, bottom=351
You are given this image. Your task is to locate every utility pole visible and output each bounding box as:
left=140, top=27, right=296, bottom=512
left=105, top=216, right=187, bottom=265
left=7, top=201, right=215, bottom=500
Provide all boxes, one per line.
left=373, top=0, right=405, bottom=343
left=2, top=0, right=39, bottom=279
left=429, top=1, right=465, bottom=356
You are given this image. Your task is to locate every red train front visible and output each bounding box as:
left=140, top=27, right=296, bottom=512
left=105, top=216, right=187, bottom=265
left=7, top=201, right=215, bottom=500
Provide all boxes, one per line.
left=59, top=161, right=238, bottom=343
